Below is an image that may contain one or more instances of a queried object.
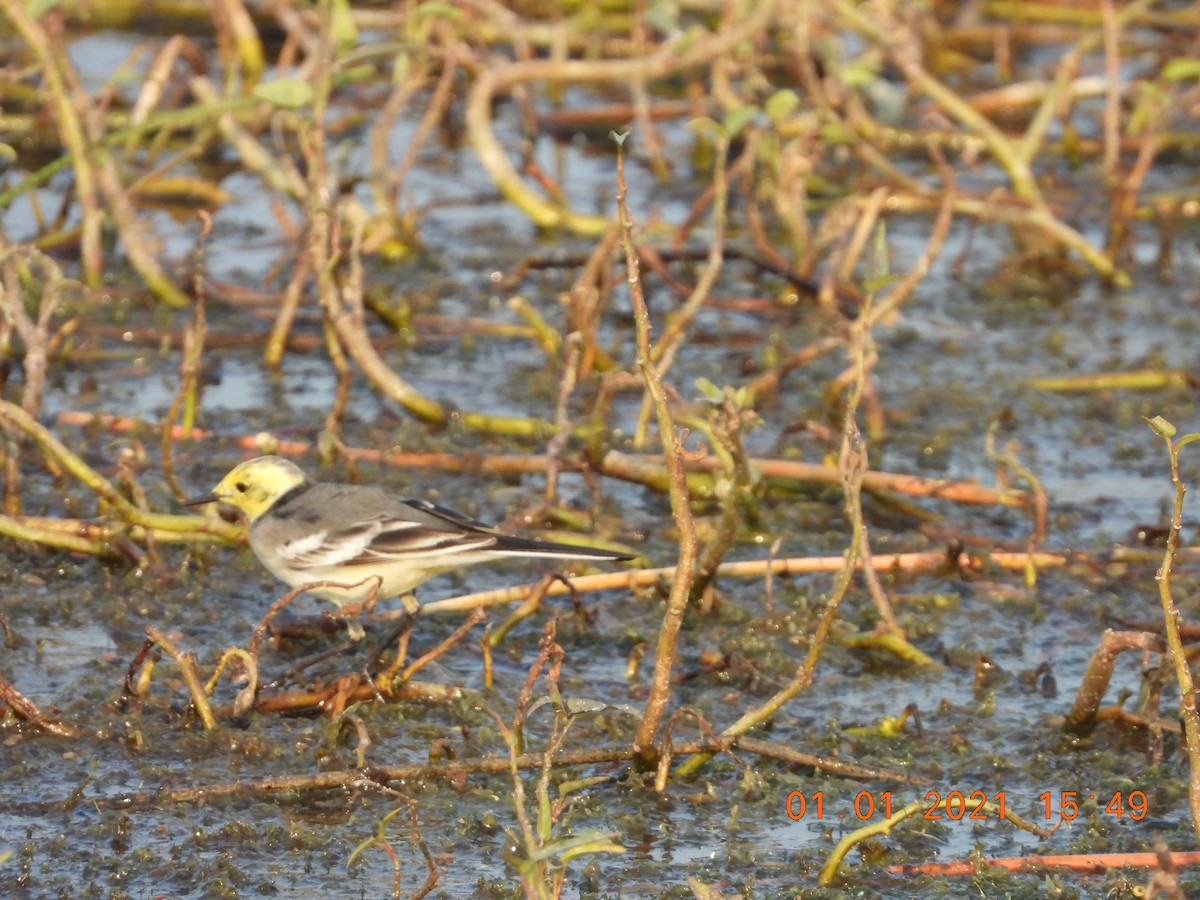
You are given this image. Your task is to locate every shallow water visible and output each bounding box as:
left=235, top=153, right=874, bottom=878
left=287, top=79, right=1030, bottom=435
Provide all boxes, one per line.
left=4, top=19, right=1200, bottom=900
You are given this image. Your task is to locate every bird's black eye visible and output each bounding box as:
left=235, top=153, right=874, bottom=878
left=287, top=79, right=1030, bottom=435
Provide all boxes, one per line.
left=235, top=481, right=248, bottom=493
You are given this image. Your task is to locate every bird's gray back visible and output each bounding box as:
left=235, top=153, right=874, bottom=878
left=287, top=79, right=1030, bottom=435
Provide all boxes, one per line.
left=263, top=482, right=476, bottom=532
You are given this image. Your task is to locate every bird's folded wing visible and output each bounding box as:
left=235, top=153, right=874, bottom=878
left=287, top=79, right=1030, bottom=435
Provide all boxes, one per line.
left=278, top=514, right=497, bottom=569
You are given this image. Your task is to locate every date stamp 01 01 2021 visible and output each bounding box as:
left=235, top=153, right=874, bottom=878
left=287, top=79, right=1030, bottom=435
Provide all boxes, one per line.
left=785, top=789, right=1150, bottom=823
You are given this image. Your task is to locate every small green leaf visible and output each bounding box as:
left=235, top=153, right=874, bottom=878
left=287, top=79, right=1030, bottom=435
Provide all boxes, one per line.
left=842, top=56, right=881, bottom=88
left=252, top=79, right=314, bottom=109
left=330, top=0, right=358, bottom=45
left=346, top=806, right=407, bottom=869
left=562, top=697, right=605, bottom=715
left=722, top=104, right=760, bottom=137
left=527, top=831, right=624, bottom=864
left=1163, top=59, right=1200, bottom=82
left=687, top=116, right=722, bottom=140
left=764, top=89, right=800, bottom=122
left=695, top=377, right=723, bottom=403
left=557, top=775, right=614, bottom=798
left=563, top=697, right=640, bottom=717
left=863, top=273, right=899, bottom=294
left=559, top=839, right=626, bottom=863
left=338, top=63, right=375, bottom=85
left=1146, top=415, right=1177, bottom=438
left=524, top=695, right=555, bottom=717
left=414, top=0, right=464, bottom=20
left=819, top=121, right=856, bottom=144
left=866, top=221, right=890, bottom=282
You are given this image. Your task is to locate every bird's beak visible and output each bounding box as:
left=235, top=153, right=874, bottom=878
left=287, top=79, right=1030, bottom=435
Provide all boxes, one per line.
left=183, top=492, right=220, bottom=507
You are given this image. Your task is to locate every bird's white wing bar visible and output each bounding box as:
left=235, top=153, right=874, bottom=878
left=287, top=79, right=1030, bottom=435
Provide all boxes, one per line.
left=278, top=520, right=387, bottom=568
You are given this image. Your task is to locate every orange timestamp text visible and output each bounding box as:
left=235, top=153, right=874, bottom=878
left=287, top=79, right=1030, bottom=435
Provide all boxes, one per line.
left=785, top=789, right=1148, bottom=822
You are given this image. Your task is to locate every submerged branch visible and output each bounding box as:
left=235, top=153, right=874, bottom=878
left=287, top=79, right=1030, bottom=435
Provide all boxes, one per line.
left=418, top=548, right=1073, bottom=615
left=52, top=416, right=1035, bottom=508
left=0, top=399, right=241, bottom=546
left=53, top=735, right=921, bottom=813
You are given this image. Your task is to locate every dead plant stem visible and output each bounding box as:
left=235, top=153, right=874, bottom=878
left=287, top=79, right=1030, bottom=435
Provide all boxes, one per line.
left=615, top=138, right=699, bottom=758
left=1152, top=425, right=1200, bottom=842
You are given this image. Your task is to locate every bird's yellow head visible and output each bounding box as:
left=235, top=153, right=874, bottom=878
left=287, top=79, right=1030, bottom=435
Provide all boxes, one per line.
left=184, top=456, right=309, bottom=523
